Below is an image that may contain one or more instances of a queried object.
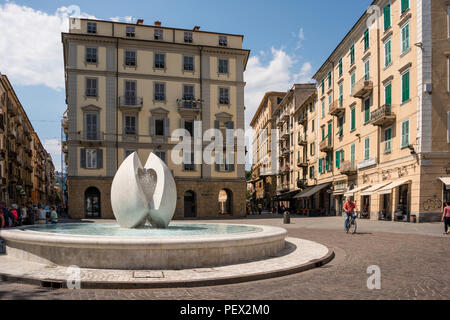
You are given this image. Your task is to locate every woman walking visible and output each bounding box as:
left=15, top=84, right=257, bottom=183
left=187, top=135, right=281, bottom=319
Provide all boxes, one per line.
left=442, top=202, right=450, bottom=235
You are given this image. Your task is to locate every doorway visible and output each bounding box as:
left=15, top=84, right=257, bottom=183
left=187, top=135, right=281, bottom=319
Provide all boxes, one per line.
left=218, top=189, right=233, bottom=215
left=85, top=187, right=101, bottom=218
left=184, top=190, right=196, bottom=218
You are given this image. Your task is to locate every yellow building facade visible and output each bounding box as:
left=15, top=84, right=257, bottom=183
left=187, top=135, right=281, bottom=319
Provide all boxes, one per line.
left=62, top=19, right=250, bottom=219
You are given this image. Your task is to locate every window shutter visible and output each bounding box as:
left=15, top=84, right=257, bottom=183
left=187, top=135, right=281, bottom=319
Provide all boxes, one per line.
left=149, top=116, right=155, bottom=136
left=325, top=156, right=329, bottom=172
left=336, top=150, right=340, bottom=169
left=80, top=149, right=86, bottom=169
left=164, top=117, right=170, bottom=137
left=385, top=84, right=392, bottom=105
left=318, top=159, right=322, bottom=173
left=384, top=4, right=391, bottom=30
left=351, top=108, right=356, bottom=130
left=97, top=149, right=103, bottom=169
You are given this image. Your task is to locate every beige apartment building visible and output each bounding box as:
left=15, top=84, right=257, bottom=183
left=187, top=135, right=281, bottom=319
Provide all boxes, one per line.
left=0, top=74, right=57, bottom=206
left=301, top=0, right=450, bottom=222
left=272, top=84, right=316, bottom=207
left=62, top=19, right=250, bottom=219
left=249, top=92, right=285, bottom=210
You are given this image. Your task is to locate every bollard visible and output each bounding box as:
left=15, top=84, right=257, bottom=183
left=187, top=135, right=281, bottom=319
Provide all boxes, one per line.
left=283, top=212, right=290, bottom=224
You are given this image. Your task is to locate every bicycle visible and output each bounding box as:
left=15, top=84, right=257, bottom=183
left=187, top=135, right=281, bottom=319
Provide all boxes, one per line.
left=345, top=212, right=357, bottom=234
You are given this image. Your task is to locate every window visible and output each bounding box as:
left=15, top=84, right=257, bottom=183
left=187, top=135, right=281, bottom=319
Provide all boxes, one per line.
left=309, top=166, right=315, bottom=179
left=87, top=22, right=97, bottom=34
left=219, top=88, right=229, bottom=104
left=325, top=155, right=330, bottom=172
left=363, top=29, right=370, bottom=51
left=184, top=121, right=194, bottom=137
left=384, top=4, right=391, bottom=30
left=339, top=83, right=343, bottom=107
left=385, top=83, right=392, bottom=106
left=85, top=47, right=97, bottom=63
left=401, top=0, right=409, bottom=14
left=125, top=50, right=136, bottom=66
left=277, top=97, right=283, bottom=104
left=384, top=128, right=392, bottom=154
left=154, top=53, right=165, bottom=69
left=184, top=32, right=193, bottom=43
left=218, top=59, right=228, bottom=74
left=318, top=158, right=323, bottom=174
left=336, top=150, right=342, bottom=169
left=385, top=39, right=392, bottom=67
left=155, top=151, right=166, bottom=164
left=401, top=23, right=410, bottom=53
left=183, top=85, right=194, bottom=108
left=402, top=71, right=410, bottom=103
left=85, top=78, right=98, bottom=97
left=154, top=29, right=163, bottom=40
left=85, top=113, right=98, bottom=140
left=338, top=58, right=343, bottom=77
left=321, top=100, right=325, bottom=118
left=328, top=71, right=332, bottom=88
left=328, top=95, right=332, bottom=112
left=351, top=107, right=356, bottom=131
left=350, top=44, right=355, bottom=65
left=321, top=79, right=325, bottom=95
left=86, top=149, right=97, bottom=169
left=154, top=83, right=165, bottom=101
left=219, top=35, right=227, bottom=46
left=321, top=126, right=325, bottom=141
left=155, top=119, right=164, bottom=136
left=401, top=120, right=410, bottom=148
left=338, top=116, right=344, bottom=136
left=364, top=59, right=370, bottom=80
left=364, top=137, right=370, bottom=160
left=126, top=26, right=135, bottom=38
left=183, top=56, right=194, bottom=71
left=125, top=115, right=136, bottom=135
left=364, top=98, right=370, bottom=124
left=124, top=80, right=137, bottom=105
left=183, top=152, right=195, bottom=171
left=351, top=72, right=356, bottom=95
left=351, top=144, right=355, bottom=163
left=310, top=142, right=315, bottom=156
left=311, top=119, right=315, bottom=132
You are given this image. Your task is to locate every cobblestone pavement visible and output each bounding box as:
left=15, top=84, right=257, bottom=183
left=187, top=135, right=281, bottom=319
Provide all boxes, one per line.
left=0, top=216, right=448, bottom=300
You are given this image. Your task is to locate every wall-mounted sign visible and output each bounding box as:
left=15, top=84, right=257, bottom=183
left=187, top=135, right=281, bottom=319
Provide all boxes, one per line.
left=357, top=158, right=377, bottom=170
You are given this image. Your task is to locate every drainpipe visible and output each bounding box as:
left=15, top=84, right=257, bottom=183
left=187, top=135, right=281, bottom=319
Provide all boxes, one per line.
left=199, top=46, right=203, bottom=179
left=376, top=22, right=381, bottom=173
left=115, top=26, right=119, bottom=171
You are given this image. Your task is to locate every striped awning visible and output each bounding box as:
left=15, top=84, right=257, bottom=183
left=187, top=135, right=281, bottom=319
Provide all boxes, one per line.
left=344, top=185, right=370, bottom=197
left=439, top=177, right=450, bottom=188
left=360, top=182, right=391, bottom=196
left=377, top=179, right=411, bottom=195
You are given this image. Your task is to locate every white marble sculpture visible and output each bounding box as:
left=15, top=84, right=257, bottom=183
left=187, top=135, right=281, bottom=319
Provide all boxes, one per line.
left=111, top=152, right=177, bottom=229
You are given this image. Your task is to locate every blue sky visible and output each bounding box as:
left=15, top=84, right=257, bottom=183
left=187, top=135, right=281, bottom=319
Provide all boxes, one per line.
left=0, top=0, right=373, bottom=170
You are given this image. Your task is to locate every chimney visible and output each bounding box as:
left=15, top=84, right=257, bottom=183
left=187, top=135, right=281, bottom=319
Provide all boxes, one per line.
left=136, top=19, right=144, bottom=25
left=193, top=26, right=200, bottom=31
left=154, top=21, right=162, bottom=27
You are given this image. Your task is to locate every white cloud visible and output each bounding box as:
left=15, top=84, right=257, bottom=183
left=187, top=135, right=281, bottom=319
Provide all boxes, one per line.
left=0, top=3, right=95, bottom=90
left=295, top=27, right=305, bottom=49
left=43, top=139, right=61, bottom=172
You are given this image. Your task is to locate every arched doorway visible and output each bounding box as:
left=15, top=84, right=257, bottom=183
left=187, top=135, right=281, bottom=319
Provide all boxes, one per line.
left=85, top=187, right=101, bottom=218
left=184, top=190, right=196, bottom=218
left=218, top=189, right=233, bottom=215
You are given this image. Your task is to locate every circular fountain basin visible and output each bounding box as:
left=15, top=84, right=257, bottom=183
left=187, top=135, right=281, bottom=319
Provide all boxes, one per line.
left=0, top=223, right=287, bottom=270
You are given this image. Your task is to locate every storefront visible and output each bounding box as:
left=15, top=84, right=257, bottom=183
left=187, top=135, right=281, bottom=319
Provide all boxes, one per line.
left=343, top=185, right=370, bottom=218
left=333, top=181, right=347, bottom=216
left=377, top=179, right=411, bottom=222
left=360, top=182, right=391, bottom=220
left=439, top=177, right=450, bottom=204
left=294, top=183, right=332, bottom=216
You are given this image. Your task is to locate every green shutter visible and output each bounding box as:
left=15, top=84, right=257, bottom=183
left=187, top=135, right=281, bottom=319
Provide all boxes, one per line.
left=385, top=83, right=392, bottom=106
left=364, top=29, right=369, bottom=51
left=319, top=158, right=323, bottom=173
left=402, top=71, right=410, bottom=102
left=350, top=45, right=355, bottom=65
left=336, top=150, right=340, bottom=168
left=339, top=83, right=343, bottom=107
left=385, top=40, right=391, bottom=67
left=365, top=138, right=370, bottom=159
left=364, top=98, right=370, bottom=123
left=325, top=156, right=329, bottom=172
left=402, top=24, right=410, bottom=52
left=328, top=71, right=332, bottom=87
left=328, top=123, right=332, bottom=141
left=402, top=121, right=410, bottom=147
left=401, top=0, right=409, bottom=13
left=339, top=58, right=343, bottom=76
left=351, top=108, right=356, bottom=131
left=384, top=4, right=391, bottom=30
left=385, top=128, right=392, bottom=153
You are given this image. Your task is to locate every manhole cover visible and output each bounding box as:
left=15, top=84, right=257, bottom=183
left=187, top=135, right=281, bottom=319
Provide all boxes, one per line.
left=133, top=271, right=164, bottom=279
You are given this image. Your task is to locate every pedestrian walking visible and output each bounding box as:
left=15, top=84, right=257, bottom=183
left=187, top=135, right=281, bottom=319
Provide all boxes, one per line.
left=442, top=202, right=450, bottom=235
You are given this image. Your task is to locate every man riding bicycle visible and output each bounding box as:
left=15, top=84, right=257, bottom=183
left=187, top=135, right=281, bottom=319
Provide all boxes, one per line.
left=343, top=196, right=357, bottom=230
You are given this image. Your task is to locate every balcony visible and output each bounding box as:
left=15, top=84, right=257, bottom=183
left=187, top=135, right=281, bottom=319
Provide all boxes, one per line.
left=297, top=134, right=307, bottom=146
left=352, top=77, right=373, bottom=99
left=282, top=112, right=290, bottom=121
left=281, top=130, right=290, bottom=140
left=281, top=148, right=290, bottom=157
left=329, top=99, right=345, bottom=116
left=177, top=98, right=202, bottom=114
left=319, top=136, right=333, bottom=152
left=370, top=104, right=396, bottom=127
left=298, top=114, right=308, bottom=126
left=118, top=96, right=143, bottom=109
left=339, top=161, right=357, bottom=176
left=277, top=184, right=290, bottom=192
left=297, top=178, right=308, bottom=189
left=297, top=159, right=308, bottom=168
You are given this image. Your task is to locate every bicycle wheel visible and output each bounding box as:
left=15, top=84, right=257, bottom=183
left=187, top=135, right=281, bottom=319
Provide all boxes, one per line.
left=349, top=220, right=357, bottom=234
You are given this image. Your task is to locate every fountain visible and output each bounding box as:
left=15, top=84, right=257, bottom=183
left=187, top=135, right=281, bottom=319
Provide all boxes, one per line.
left=0, top=153, right=288, bottom=270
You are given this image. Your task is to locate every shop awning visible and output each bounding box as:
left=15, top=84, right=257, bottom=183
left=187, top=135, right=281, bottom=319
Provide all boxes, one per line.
left=344, top=185, right=370, bottom=197
left=360, top=182, right=391, bottom=196
left=294, top=183, right=332, bottom=199
left=439, top=177, right=450, bottom=188
left=333, top=190, right=346, bottom=196
left=274, top=190, right=302, bottom=201
left=377, top=179, right=411, bottom=195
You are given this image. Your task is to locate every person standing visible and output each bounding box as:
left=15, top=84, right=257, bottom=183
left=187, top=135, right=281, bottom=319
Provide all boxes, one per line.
left=49, top=207, right=58, bottom=224
left=26, top=202, right=35, bottom=225
left=36, top=204, right=46, bottom=224
left=442, top=202, right=450, bottom=235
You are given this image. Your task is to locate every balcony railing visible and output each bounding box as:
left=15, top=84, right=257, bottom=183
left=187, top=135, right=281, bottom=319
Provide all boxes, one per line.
left=118, top=96, right=143, bottom=108
left=297, top=178, right=308, bottom=189
left=177, top=98, right=202, bottom=112
left=297, top=134, right=307, bottom=146
left=370, top=104, right=396, bottom=127
left=352, top=77, right=373, bottom=98
left=319, top=136, right=333, bottom=152
left=339, top=160, right=357, bottom=176
left=281, top=130, right=290, bottom=140
left=277, top=183, right=290, bottom=192
left=329, top=99, right=345, bottom=116
left=298, top=114, right=308, bottom=126
left=297, top=159, right=308, bottom=168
